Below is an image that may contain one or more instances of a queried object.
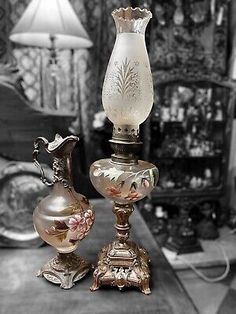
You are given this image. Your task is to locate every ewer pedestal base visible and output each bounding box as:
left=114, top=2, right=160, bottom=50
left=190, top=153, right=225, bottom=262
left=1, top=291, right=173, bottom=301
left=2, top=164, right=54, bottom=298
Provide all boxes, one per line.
left=90, top=240, right=151, bottom=295
left=37, top=252, right=91, bottom=289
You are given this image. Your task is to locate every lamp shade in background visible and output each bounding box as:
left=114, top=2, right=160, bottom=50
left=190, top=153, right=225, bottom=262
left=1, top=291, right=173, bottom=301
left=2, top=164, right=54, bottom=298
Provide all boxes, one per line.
left=229, top=34, right=236, bottom=80
left=9, top=0, right=92, bottom=111
left=229, top=56, right=236, bottom=80
left=9, top=0, right=92, bottom=49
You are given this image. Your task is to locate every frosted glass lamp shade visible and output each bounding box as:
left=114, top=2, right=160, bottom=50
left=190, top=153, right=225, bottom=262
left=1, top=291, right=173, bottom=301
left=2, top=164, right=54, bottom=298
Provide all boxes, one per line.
left=9, top=0, right=92, bottom=49
left=102, top=7, right=153, bottom=128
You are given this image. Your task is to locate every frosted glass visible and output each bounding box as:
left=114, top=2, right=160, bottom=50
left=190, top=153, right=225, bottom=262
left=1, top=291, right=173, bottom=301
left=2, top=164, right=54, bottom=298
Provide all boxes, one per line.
left=102, top=33, right=153, bottom=126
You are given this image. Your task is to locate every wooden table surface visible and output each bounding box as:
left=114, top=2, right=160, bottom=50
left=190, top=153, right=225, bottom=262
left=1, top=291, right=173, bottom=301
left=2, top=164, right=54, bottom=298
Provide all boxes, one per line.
left=0, top=199, right=198, bottom=314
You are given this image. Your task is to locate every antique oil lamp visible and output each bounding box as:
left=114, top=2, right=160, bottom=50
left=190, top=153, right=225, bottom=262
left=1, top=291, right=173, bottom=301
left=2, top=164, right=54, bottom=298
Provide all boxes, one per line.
left=89, top=7, right=158, bottom=294
left=33, top=134, right=95, bottom=289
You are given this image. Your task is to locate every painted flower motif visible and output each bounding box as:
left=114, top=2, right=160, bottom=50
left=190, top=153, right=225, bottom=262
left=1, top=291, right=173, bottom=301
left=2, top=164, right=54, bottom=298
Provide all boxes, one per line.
left=67, top=214, right=85, bottom=232
left=68, top=208, right=95, bottom=243
left=106, top=186, right=122, bottom=197
left=93, top=168, right=102, bottom=177
left=84, top=209, right=95, bottom=227
left=141, top=178, right=150, bottom=189
left=45, top=207, right=95, bottom=245
left=69, top=222, right=90, bottom=242
left=124, top=190, right=143, bottom=201
left=78, top=225, right=89, bottom=240
left=124, top=184, right=142, bottom=201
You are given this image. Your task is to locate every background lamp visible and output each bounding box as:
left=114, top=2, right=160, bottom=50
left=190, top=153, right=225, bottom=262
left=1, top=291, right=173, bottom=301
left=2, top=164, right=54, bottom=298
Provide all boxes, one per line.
left=9, top=0, right=93, bottom=109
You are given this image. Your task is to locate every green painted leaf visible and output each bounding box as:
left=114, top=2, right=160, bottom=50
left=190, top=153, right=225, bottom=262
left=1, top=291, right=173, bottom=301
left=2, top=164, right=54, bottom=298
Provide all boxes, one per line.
left=45, top=221, right=69, bottom=242
left=131, top=181, right=138, bottom=190
left=100, top=167, right=125, bottom=181
left=54, top=220, right=68, bottom=230
left=149, top=169, right=155, bottom=187
left=57, top=231, right=68, bottom=242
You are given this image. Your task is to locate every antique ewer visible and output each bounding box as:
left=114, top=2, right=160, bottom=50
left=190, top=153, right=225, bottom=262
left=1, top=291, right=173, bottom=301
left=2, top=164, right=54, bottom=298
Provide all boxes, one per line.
left=89, top=7, right=158, bottom=294
left=33, top=134, right=95, bottom=289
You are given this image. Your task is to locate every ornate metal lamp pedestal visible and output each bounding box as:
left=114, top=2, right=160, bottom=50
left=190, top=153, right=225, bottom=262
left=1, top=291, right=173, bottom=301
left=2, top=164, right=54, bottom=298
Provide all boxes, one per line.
left=90, top=203, right=151, bottom=294
left=37, top=252, right=91, bottom=289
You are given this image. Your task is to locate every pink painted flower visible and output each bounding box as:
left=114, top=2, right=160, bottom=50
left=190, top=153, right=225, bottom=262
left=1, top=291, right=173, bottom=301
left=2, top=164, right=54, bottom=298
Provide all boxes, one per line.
left=78, top=225, right=89, bottom=240
left=84, top=209, right=95, bottom=227
left=67, top=207, right=95, bottom=244
left=93, top=168, right=102, bottom=177
left=124, top=191, right=143, bottom=201
left=67, top=214, right=85, bottom=232
left=141, top=178, right=150, bottom=189
left=69, top=223, right=88, bottom=243
left=106, top=186, right=122, bottom=197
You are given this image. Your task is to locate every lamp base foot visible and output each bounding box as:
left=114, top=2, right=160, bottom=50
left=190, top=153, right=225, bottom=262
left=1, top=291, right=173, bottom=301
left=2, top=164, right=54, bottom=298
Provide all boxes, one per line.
left=37, top=252, right=91, bottom=289
left=90, top=240, right=151, bottom=295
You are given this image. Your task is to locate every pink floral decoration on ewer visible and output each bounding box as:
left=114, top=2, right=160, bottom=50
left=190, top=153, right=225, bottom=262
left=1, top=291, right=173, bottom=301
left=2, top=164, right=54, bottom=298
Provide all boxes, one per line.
left=67, top=209, right=95, bottom=243
left=45, top=208, right=95, bottom=244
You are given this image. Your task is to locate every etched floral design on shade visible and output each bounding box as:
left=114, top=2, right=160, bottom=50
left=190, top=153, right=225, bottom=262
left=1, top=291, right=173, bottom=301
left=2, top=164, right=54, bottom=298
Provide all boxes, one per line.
left=114, top=58, right=140, bottom=98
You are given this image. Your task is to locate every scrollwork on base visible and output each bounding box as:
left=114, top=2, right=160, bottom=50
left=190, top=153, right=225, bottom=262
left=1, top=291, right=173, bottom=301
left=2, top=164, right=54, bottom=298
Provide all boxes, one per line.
left=37, top=252, right=91, bottom=289
left=90, top=240, right=151, bottom=295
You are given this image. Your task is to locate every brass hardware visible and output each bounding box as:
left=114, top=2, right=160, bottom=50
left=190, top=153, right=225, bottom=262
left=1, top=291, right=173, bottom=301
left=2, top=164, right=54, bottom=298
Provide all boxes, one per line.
left=37, top=252, right=91, bottom=289
left=91, top=203, right=151, bottom=294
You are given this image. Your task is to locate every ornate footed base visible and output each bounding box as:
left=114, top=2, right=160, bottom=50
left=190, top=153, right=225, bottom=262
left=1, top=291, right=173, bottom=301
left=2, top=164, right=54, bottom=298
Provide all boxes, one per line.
left=37, top=252, right=91, bottom=289
left=90, top=240, right=151, bottom=295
